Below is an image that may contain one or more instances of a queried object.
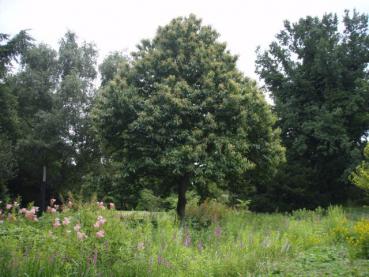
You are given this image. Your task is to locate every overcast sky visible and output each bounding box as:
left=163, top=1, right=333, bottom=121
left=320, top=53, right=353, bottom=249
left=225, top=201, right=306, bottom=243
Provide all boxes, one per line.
left=1, top=0, right=368, bottom=81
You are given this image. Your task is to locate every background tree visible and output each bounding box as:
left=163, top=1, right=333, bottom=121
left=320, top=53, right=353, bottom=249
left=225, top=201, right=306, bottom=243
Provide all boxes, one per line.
left=10, top=43, right=62, bottom=206
left=94, top=15, right=284, bottom=221
left=3, top=32, right=99, bottom=206
left=55, top=31, right=99, bottom=193
left=256, top=10, right=369, bottom=210
left=0, top=31, right=33, bottom=199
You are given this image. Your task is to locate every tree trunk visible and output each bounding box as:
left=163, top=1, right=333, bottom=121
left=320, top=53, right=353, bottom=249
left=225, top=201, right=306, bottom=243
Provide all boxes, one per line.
left=176, top=173, right=190, bottom=225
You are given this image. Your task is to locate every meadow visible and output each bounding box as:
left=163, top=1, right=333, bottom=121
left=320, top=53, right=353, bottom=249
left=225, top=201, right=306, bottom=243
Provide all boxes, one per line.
left=0, top=199, right=368, bottom=276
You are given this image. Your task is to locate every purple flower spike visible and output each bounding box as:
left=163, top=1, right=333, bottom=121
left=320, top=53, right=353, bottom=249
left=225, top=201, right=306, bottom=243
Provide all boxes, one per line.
left=214, top=225, right=222, bottom=238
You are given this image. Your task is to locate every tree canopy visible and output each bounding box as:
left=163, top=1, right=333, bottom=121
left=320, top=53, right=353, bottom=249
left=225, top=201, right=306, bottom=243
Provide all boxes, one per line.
left=0, top=31, right=99, bottom=206
left=94, top=15, right=284, bottom=220
left=256, top=10, right=369, bottom=210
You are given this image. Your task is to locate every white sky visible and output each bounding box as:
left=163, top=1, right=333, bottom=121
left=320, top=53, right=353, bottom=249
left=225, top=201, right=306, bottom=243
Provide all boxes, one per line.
left=1, top=0, right=368, bottom=81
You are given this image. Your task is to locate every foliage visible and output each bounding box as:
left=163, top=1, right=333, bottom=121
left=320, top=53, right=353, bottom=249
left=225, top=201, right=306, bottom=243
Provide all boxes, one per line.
left=98, top=51, right=128, bottom=86
left=185, top=199, right=232, bottom=228
left=136, top=189, right=173, bottom=211
left=333, top=216, right=369, bottom=259
left=94, top=14, right=284, bottom=220
left=350, top=143, right=369, bottom=193
left=1, top=31, right=100, bottom=205
left=0, top=31, right=33, bottom=197
left=256, top=10, right=369, bottom=210
left=0, top=200, right=368, bottom=276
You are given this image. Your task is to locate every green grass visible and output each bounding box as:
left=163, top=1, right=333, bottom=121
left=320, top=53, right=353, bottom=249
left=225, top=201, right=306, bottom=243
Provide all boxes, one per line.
left=0, top=202, right=368, bottom=276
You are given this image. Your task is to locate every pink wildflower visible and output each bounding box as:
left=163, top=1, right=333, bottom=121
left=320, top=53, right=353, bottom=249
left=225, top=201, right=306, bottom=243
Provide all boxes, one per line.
left=6, top=204, right=12, bottom=210
left=109, top=202, right=115, bottom=209
left=62, top=217, right=70, bottom=225
left=74, top=223, right=81, bottom=232
left=94, top=216, right=106, bottom=228
left=97, top=201, right=105, bottom=209
left=47, top=206, right=57, bottom=213
left=96, top=230, right=105, bottom=238
left=20, top=208, right=27, bottom=214
left=25, top=209, right=38, bottom=221
left=97, top=216, right=106, bottom=224
left=77, top=231, right=87, bottom=240
left=53, top=218, right=61, bottom=228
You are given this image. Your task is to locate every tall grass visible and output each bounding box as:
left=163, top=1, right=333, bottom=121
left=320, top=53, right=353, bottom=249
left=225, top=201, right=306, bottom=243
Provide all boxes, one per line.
left=0, top=200, right=368, bottom=276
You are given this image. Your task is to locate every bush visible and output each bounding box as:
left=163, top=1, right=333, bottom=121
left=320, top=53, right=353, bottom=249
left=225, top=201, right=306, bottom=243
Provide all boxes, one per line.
left=185, top=199, right=232, bottom=228
left=347, top=219, right=369, bottom=258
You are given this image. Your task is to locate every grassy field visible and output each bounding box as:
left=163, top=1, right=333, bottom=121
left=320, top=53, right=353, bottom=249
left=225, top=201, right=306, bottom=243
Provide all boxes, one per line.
left=0, top=200, right=368, bottom=276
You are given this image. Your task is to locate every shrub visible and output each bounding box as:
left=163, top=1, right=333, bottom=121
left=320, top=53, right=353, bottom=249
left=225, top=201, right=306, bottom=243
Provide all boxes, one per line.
left=185, top=199, right=231, bottom=228
left=347, top=219, right=369, bottom=258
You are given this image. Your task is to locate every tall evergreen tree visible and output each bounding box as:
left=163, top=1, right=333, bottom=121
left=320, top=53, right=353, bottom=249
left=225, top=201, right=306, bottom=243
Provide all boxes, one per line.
left=256, top=11, right=369, bottom=210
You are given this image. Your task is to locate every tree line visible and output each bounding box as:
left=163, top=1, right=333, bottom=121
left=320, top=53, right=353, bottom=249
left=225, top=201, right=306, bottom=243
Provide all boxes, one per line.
left=1, top=11, right=368, bottom=219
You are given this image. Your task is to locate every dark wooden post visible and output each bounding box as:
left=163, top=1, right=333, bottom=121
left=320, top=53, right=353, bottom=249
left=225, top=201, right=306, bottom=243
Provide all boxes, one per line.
left=41, top=165, right=47, bottom=211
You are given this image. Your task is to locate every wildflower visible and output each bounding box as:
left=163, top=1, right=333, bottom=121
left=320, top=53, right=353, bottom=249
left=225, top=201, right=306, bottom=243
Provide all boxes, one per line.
left=25, top=209, right=38, bottom=221
left=74, top=223, right=81, bottom=232
left=77, top=231, right=87, bottom=240
left=62, top=217, right=70, bottom=225
left=157, top=255, right=172, bottom=268
left=6, top=204, right=12, bottom=210
left=97, top=201, right=105, bottom=209
left=214, top=225, right=222, bottom=238
left=53, top=218, right=61, bottom=228
left=96, top=230, right=105, bottom=238
left=13, top=201, right=19, bottom=208
left=47, top=206, right=57, bottom=213
left=20, top=208, right=27, bottom=214
left=137, top=242, right=145, bottom=250
left=94, top=216, right=106, bottom=228
left=67, top=201, right=73, bottom=208
left=97, top=216, right=106, bottom=224
left=50, top=198, right=56, bottom=206
left=183, top=232, right=191, bottom=247
left=109, top=202, right=115, bottom=209
left=92, top=249, right=98, bottom=265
